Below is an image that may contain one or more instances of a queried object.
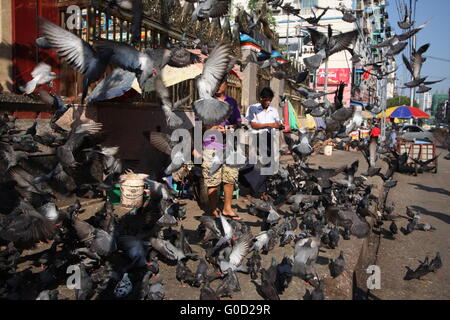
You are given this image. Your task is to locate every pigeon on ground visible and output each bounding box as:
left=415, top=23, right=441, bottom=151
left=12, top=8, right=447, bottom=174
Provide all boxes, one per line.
left=429, top=252, right=442, bottom=273
left=329, top=251, right=345, bottom=278
left=253, top=268, right=280, bottom=300
left=292, top=237, right=320, bottom=282
left=200, top=280, right=219, bottom=300
left=303, top=280, right=324, bottom=300
left=216, top=268, right=241, bottom=298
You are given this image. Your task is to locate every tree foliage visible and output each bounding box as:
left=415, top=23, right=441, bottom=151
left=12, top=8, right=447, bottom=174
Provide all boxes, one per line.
left=247, top=0, right=277, bottom=30
left=387, top=96, right=419, bottom=109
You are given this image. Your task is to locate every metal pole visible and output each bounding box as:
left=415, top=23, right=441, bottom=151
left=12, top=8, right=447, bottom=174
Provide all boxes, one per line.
left=286, top=12, right=290, bottom=55
left=313, top=69, right=318, bottom=91
left=323, top=58, right=329, bottom=105
left=409, top=0, right=417, bottom=125
left=380, top=77, right=387, bottom=143
left=409, top=34, right=416, bottom=125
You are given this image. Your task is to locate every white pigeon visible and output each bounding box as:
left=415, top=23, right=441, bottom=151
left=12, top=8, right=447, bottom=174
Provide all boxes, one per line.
left=114, top=273, right=133, bottom=298
left=20, top=62, right=57, bottom=94
left=345, top=105, right=363, bottom=135
left=218, top=232, right=253, bottom=273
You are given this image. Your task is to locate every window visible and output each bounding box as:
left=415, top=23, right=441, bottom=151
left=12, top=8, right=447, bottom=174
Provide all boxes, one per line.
left=403, top=126, right=423, bottom=133
left=300, top=0, right=318, bottom=9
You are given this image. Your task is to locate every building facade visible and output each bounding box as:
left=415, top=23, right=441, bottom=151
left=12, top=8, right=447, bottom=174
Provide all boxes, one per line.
left=235, top=0, right=394, bottom=108
left=419, top=92, right=433, bottom=113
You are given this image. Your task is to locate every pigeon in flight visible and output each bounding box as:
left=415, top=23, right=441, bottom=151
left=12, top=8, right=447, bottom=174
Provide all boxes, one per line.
left=299, top=6, right=329, bottom=25
left=56, top=122, right=103, bottom=168
left=191, top=0, right=231, bottom=22
left=87, top=68, right=137, bottom=104
left=402, top=43, right=444, bottom=88
left=154, top=75, right=186, bottom=129
left=93, top=39, right=166, bottom=90
left=106, top=0, right=143, bottom=44
left=334, top=4, right=364, bottom=23
left=39, top=17, right=116, bottom=104
left=193, top=43, right=234, bottom=125
left=303, top=25, right=358, bottom=71
left=398, top=10, right=415, bottom=29
left=19, top=62, right=57, bottom=95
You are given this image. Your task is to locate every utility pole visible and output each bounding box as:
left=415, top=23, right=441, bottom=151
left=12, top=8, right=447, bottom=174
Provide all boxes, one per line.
left=409, top=0, right=418, bottom=124
left=286, top=12, right=290, bottom=56
left=295, top=25, right=302, bottom=61
left=409, top=34, right=416, bottom=108
left=323, top=58, right=329, bottom=105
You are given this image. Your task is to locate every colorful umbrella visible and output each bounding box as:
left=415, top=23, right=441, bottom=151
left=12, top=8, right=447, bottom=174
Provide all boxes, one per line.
left=377, top=105, right=430, bottom=119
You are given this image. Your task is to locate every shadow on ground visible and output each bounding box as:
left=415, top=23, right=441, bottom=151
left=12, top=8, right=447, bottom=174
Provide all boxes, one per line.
left=410, top=205, right=450, bottom=225
left=408, top=183, right=450, bottom=197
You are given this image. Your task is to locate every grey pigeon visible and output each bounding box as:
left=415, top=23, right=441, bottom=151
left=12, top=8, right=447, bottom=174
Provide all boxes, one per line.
left=402, top=43, right=430, bottom=88
left=39, top=17, right=114, bottom=103
left=36, top=289, right=59, bottom=300
left=37, top=202, right=60, bottom=223
left=93, top=39, right=169, bottom=90
left=216, top=268, right=241, bottom=298
left=429, top=252, right=442, bottom=273
left=74, top=263, right=94, bottom=300
left=218, top=232, right=253, bottom=273
left=292, top=237, right=320, bottom=281
left=193, top=43, right=234, bottom=125
left=154, top=75, right=185, bottom=129
left=88, top=68, right=136, bottom=103
left=90, top=228, right=117, bottom=257
left=148, top=280, right=165, bottom=300
left=200, top=280, right=219, bottom=300
left=306, top=25, right=359, bottom=59
left=149, top=237, right=187, bottom=261
left=35, top=37, right=52, bottom=49
left=329, top=251, right=345, bottom=278
left=56, top=123, right=103, bottom=168
left=106, top=0, right=143, bottom=44
left=118, top=235, right=150, bottom=270
left=191, top=0, right=231, bottom=22
left=254, top=268, right=279, bottom=300
left=398, top=11, right=414, bottom=29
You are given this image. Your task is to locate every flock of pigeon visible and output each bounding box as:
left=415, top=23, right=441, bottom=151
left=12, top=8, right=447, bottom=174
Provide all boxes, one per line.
left=1, top=0, right=447, bottom=300
left=0, top=101, right=444, bottom=300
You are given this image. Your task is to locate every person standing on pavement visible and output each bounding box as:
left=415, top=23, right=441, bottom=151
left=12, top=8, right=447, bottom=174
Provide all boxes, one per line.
left=200, top=75, right=243, bottom=220
left=242, top=87, right=282, bottom=197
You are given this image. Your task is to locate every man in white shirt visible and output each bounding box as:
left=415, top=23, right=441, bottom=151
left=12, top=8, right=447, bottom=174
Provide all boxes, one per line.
left=246, top=87, right=282, bottom=133
left=243, top=87, right=282, bottom=197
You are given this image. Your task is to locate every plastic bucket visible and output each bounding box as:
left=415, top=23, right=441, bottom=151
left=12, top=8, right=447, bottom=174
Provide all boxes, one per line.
left=119, top=173, right=148, bottom=209
left=360, top=129, right=370, bottom=139
left=350, top=131, right=359, bottom=140
left=324, top=145, right=333, bottom=156
left=107, top=183, right=121, bottom=205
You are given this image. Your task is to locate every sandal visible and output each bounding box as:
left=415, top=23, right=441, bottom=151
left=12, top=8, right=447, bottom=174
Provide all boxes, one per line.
left=223, top=213, right=243, bottom=221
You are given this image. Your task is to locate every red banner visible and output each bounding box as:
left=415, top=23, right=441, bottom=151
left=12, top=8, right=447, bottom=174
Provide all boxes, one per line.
left=317, top=68, right=351, bottom=85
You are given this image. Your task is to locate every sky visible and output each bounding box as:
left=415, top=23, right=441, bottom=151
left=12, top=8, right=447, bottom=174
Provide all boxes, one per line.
left=387, top=0, right=450, bottom=96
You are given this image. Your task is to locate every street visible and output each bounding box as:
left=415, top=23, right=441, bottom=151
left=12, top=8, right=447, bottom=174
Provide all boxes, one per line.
left=372, top=148, right=450, bottom=300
